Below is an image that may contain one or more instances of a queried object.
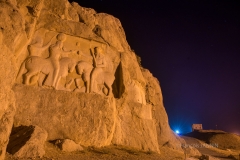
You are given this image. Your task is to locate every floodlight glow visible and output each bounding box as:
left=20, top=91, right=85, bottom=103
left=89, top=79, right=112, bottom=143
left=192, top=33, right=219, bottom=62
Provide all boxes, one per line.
left=175, top=130, right=180, bottom=134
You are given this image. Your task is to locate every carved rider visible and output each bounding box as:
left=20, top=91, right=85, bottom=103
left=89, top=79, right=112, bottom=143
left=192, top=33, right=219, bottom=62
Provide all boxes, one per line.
left=90, top=47, right=106, bottom=93
left=27, top=36, right=54, bottom=56
left=44, top=33, right=73, bottom=88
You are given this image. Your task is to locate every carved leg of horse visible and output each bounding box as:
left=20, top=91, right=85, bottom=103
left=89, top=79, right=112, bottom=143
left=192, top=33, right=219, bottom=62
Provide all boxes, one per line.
left=86, top=81, right=90, bottom=93
left=38, top=73, right=46, bottom=87
left=23, top=71, right=36, bottom=85
left=75, top=78, right=81, bottom=88
left=54, top=77, right=61, bottom=90
left=65, top=79, right=73, bottom=90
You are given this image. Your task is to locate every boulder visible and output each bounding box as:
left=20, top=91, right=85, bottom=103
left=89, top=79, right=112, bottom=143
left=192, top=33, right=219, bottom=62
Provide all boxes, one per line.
left=54, top=139, right=83, bottom=152
left=0, top=104, right=15, bottom=160
left=7, top=125, right=48, bottom=158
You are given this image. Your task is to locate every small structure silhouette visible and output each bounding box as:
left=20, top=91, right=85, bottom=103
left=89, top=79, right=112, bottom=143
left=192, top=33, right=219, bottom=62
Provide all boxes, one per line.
left=192, top=124, right=203, bottom=131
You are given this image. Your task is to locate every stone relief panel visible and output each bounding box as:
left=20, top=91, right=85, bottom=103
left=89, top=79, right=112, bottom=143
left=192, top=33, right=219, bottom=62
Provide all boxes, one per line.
left=16, top=28, right=115, bottom=96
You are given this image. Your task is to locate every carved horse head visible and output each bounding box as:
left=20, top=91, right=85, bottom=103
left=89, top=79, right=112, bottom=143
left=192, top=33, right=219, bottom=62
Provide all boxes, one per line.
left=76, top=61, right=93, bottom=75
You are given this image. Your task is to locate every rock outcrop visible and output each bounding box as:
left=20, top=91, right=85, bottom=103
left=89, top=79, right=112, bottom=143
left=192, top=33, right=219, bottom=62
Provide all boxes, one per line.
left=0, top=1, right=24, bottom=159
left=0, top=0, right=184, bottom=159
left=209, top=133, right=240, bottom=150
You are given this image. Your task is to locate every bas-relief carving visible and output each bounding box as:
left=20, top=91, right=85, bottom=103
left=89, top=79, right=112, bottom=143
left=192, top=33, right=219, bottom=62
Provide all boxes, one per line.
left=27, top=36, right=54, bottom=56
left=74, top=47, right=115, bottom=96
left=16, top=30, right=115, bottom=96
left=44, top=33, right=75, bottom=88
left=90, top=47, right=115, bottom=96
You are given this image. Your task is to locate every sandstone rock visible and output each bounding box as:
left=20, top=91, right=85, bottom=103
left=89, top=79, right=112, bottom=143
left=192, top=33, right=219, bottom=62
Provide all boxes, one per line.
left=142, top=68, right=183, bottom=151
left=0, top=2, right=25, bottom=160
left=54, top=139, right=83, bottom=152
left=0, top=104, right=15, bottom=160
left=112, top=101, right=160, bottom=153
left=0, top=1, right=25, bottom=50
left=71, top=2, right=96, bottom=28
left=184, top=146, right=202, bottom=158
left=94, top=13, right=130, bottom=52
left=7, top=125, right=47, bottom=158
left=209, top=133, right=240, bottom=150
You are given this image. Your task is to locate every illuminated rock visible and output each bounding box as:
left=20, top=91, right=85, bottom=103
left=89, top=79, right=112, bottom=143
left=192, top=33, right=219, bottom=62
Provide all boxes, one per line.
left=0, top=0, right=184, bottom=159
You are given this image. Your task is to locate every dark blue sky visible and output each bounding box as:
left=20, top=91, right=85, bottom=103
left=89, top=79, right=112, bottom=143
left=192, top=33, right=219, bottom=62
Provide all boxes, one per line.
left=73, top=0, right=240, bottom=134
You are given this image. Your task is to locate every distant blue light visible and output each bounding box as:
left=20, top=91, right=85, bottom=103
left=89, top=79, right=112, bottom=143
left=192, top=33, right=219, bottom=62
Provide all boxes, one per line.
left=175, top=130, right=180, bottom=134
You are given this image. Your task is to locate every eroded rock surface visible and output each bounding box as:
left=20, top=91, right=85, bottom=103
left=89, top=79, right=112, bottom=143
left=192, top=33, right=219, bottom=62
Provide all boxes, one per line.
left=13, top=84, right=116, bottom=147
left=142, top=68, right=183, bottom=151
left=0, top=2, right=24, bottom=160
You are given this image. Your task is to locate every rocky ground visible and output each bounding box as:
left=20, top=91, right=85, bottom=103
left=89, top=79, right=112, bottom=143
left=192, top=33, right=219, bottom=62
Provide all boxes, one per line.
left=5, top=130, right=240, bottom=160
left=183, top=130, right=240, bottom=151
left=182, top=130, right=240, bottom=160
left=5, top=143, right=185, bottom=160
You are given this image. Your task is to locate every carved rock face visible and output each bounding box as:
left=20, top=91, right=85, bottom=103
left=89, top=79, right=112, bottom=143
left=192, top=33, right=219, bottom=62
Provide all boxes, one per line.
left=0, top=0, right=184, bottom=159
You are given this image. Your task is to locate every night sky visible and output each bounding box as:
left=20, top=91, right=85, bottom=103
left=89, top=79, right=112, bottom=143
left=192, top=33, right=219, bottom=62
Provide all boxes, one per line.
left=72, top=0, right=240, bottom=134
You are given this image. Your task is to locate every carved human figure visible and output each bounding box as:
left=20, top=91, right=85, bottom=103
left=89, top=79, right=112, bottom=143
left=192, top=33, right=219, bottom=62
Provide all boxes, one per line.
left=27, top=36, right=54, bottom=56
left=44, top=33, right=73, bottom=88
left=90, top=47, right=107, bottom=93
left=75, top=60, right=114, bottom=96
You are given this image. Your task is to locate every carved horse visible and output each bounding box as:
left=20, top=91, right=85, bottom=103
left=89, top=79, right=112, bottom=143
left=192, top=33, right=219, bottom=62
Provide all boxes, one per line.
left=76, top=61, right=115, bottom=96
left=17, top=56, right=76, bottom=88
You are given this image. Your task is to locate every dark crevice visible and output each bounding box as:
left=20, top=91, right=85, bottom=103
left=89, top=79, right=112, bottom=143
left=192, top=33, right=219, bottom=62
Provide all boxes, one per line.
left=6, top=125, right=34, bottom=155
left=112, top=62, right=125, bottom=98
left=92, top=25, right=101, bottom=37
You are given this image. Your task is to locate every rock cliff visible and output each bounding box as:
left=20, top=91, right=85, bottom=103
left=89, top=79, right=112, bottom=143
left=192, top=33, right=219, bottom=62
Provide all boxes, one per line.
left=0, top=0, right=184, bottom=159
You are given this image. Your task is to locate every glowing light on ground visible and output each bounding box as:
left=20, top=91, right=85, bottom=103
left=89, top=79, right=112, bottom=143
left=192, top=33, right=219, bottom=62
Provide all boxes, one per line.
left=175, top=130, right=180, bottom=134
